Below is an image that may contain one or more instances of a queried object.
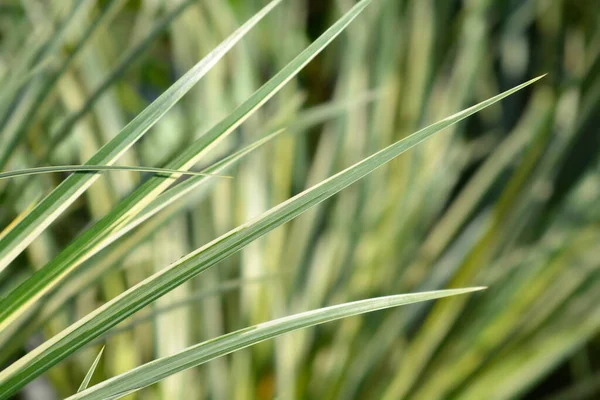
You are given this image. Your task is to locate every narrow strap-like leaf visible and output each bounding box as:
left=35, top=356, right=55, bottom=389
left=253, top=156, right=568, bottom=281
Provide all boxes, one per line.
left=0, top=166, right=231, bottom=180
left=69, top=288, right=485, bottom=400
left=77, top=346, right=105, bottom=393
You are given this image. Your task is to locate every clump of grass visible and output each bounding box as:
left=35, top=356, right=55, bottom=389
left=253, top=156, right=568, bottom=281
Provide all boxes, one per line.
left=0, top=0, right=598, bottom=399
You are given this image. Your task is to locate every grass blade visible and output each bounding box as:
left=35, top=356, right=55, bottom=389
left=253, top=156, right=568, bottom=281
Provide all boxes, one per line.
left=0, top=165, right=231, bottom=180
left=69, top=289, right=485, bottom=400
left=77, top=346, right=105, bottom=393
left=0, top=75, right=541, bottom=398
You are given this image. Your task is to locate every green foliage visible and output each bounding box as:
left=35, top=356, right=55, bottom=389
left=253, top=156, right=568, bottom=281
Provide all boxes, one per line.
left=0, top=0, right=598, bottom=399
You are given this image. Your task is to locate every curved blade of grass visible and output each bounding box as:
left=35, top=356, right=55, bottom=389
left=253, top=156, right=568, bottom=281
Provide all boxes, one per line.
left=0, top=75, right=541, bottom=397
left=0, top=0, right=279, bottom=276
left=77, top=346, right=105, bottom=393
left=0, top=0, right=367, bottom=343
left=0, top=165, right=231, bottom=180
left=69, top=288, right=485, bottom=400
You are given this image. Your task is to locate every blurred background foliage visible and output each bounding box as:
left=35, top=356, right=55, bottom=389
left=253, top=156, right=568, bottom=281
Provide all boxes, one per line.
left=0, top=0, right=599, bottom=398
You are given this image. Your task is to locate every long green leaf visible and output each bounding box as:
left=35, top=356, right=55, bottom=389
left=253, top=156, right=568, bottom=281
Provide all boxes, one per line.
left=0, top=165, right=231, bottom=180
left=69, top=288, right=485, bottom=400
left=77, top=346, right=105, bottom=393
left=0, top=0, right=281, bottom=324
left=0, top=74, right=541, bottom=398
